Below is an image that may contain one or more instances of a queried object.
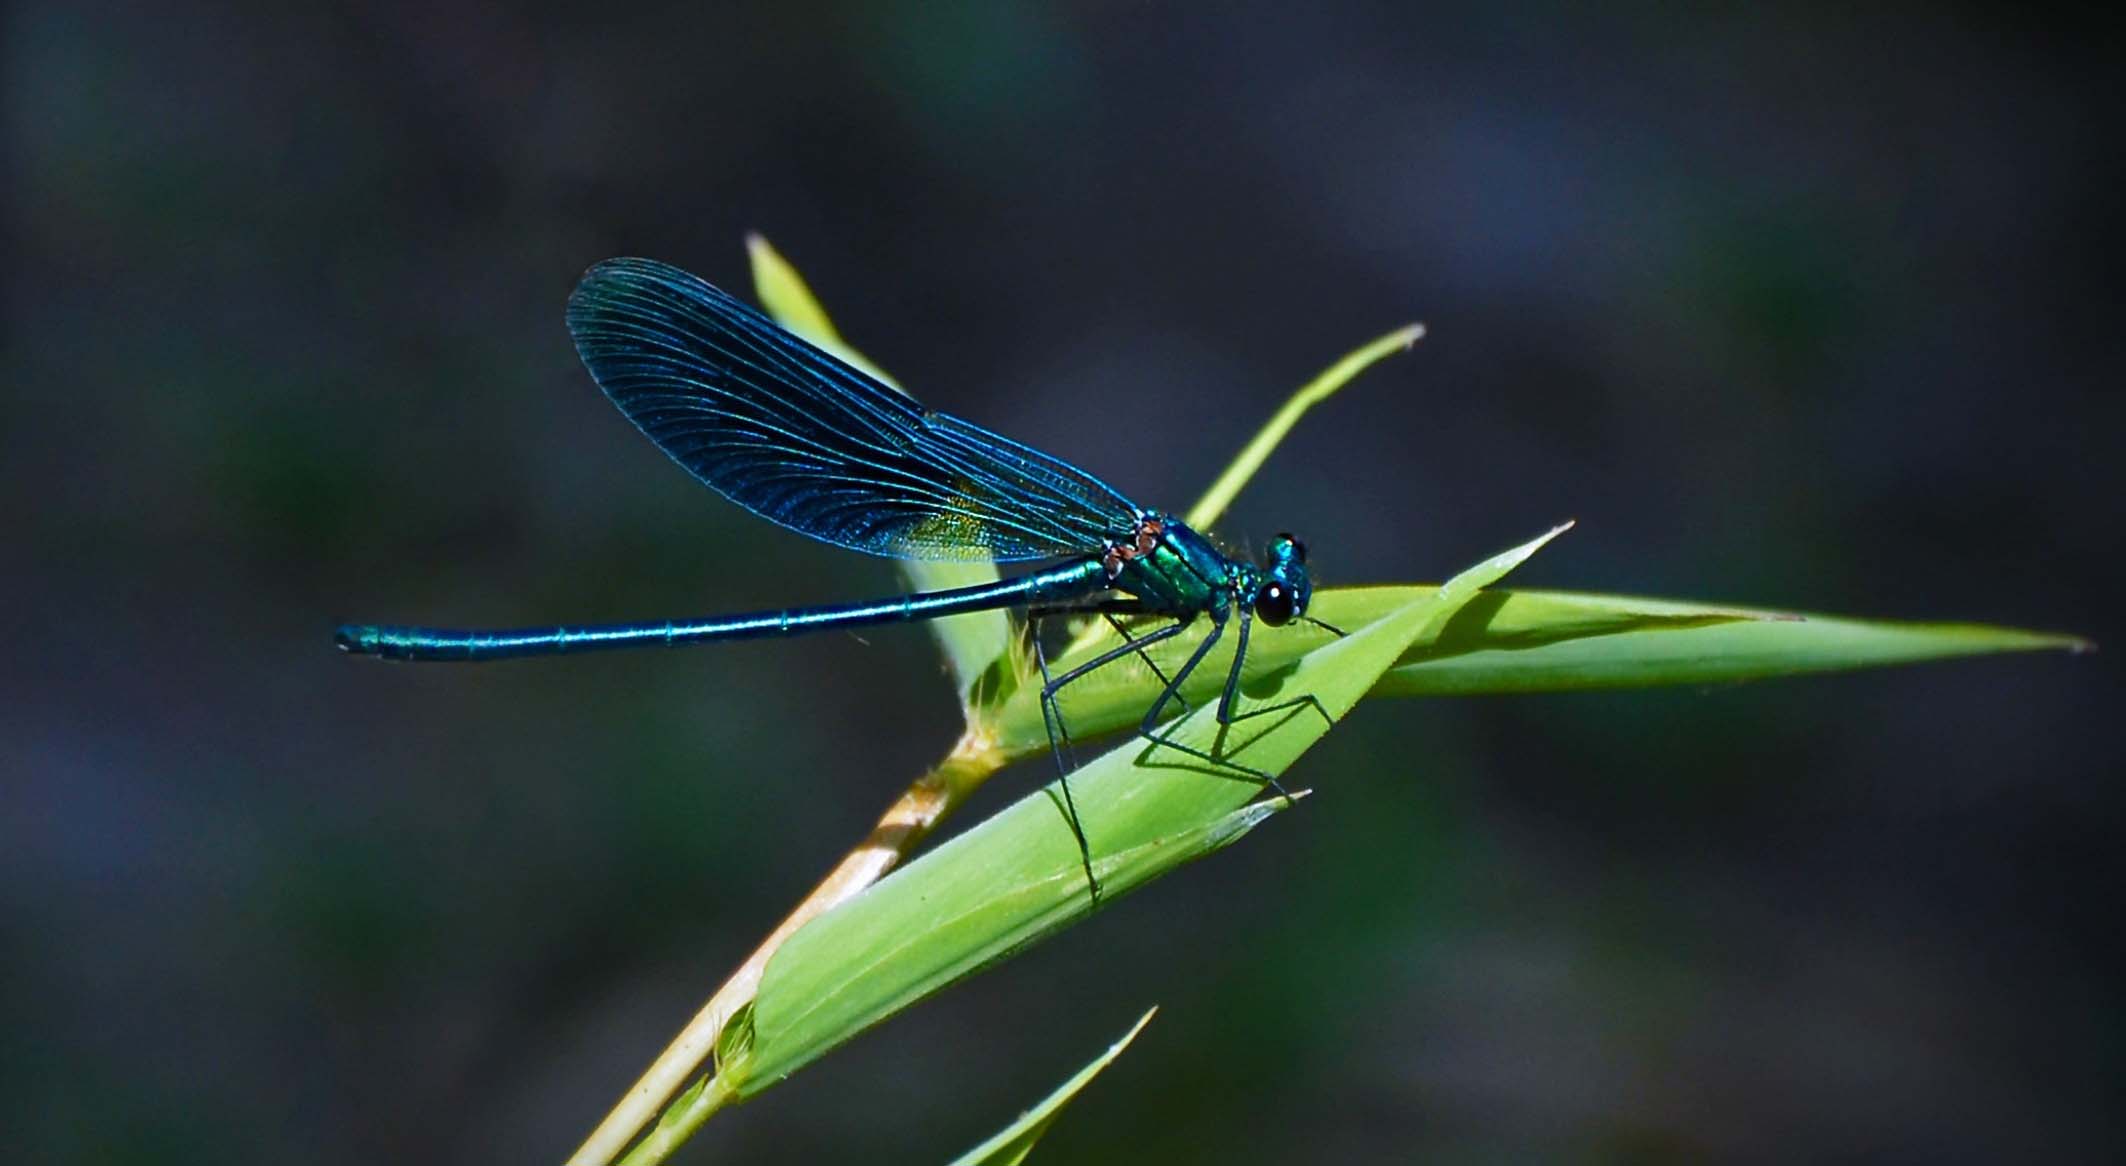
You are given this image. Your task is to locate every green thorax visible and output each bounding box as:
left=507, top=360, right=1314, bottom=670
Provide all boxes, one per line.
left=1110, top=515, right=1258, bottom=616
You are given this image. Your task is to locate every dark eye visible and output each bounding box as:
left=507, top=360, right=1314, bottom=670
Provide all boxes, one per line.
left=1255, top=582, right=1295, bottom=626
left=1275, top=532, right=1307, bottom=563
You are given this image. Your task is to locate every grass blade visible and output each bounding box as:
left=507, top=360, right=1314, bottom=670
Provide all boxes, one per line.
left=1358, top=585, right=2090, bottom=694
left=946, top=1008, right=1159, bottom=1166
left=715, top=525, right=1569, bottom=1096
left=996, top=583, right=2084, bottom=758
left=1184, top=322, right=1423, bottom=532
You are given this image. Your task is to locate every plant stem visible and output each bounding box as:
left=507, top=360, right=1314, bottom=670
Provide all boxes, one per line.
left=614, top=1073, right=737, bottom=1166
left=566, top=728, right=1005, bottom=1166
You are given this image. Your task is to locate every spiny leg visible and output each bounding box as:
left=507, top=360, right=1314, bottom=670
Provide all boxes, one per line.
left=1299, top=614, right=1348, bottom=638
left=1030, top=621, right=1078, bottom=774
left=1128, top=607, right=1287, bottom=790
left=1216, top=606, right=1321, bottom=724
left=1034, top=615, right=1193, bottom=904
left=1034, top=605, right=1327, bottom=894
left=1028, top=622, right=1093, bottom=898
left=1141, top=605, right=1347, bottom=801
left=1027, top=601, right=1192, bottom=772
left=1138, top=606, right=1227, bottom=730
left=1037, top=615, right=1194, bottom=773
left=1023, top=597, right=1182, bottom=694
left=1218, top=603, right=1339, bottom=751
left=1216, top=601, right=1254, bottom=724
left=1132, top=605, right=1297, bottom=800
left=1104, top=611, right=1188, bottom=715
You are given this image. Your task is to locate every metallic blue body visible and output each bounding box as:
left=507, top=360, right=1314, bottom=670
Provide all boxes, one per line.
left=1111, top=515, right=1246, bottom=613
left=337, top=258, right=1312, bottom=665
left=340, top=558, right=1109, bottom=661
left=336, top=257, right=1322, bottom=899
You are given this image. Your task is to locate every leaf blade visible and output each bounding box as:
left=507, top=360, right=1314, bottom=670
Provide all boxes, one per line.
left=997, top=581, right=2084, bottom=757
left=723, top=526, right=1569, bottom=1094
left=1373, top=588, right=2089, bottom=695
left=946, top=1008, right=1159, bottom=1166
left=1184, top=322, right=1423, bottom=532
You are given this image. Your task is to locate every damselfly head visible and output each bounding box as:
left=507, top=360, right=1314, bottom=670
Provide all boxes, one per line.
left=1253, top=533, right=1312, bottom=626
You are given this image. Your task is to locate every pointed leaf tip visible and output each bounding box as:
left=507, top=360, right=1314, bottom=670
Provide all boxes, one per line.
left=1185, top=321, right=1427, bottom=531
left=1437, top=521, right=1573, bottom=605
left=946, top=1008, right=1160, bottom=1166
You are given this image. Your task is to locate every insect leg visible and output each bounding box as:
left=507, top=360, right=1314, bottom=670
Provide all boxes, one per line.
left=1035, top=615, right=1193, bottom=904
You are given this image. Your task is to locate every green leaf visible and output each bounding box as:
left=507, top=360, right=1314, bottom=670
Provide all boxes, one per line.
left=946, top=1008, right=1158, bottom=1166
left=1365, top=586, right=2090, bottom=694
left=745, top=234, right=1012, bottom=713
left=718, top=525, right=1570, bottom=1096
left=1184, top=322, right=1423, bottom=532
left=994, top=583, right=2084, bottom=759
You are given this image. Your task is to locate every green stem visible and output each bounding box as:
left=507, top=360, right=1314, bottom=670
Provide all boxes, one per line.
left=615, top=1074, right=738, bottom=1166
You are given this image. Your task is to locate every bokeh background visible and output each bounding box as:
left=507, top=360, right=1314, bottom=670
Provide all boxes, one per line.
left=8, top=2, right=2120, bottom=1162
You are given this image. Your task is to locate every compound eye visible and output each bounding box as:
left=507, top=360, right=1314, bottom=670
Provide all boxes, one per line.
left=1273, top=532, right=1306, bottom=563
left=1255, top=581, right=1296, bottom=626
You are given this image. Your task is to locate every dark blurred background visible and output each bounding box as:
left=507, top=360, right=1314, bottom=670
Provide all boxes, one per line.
left=7, top=2, right=2120, bottom=1162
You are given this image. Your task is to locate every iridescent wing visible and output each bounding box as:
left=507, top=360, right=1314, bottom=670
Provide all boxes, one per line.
left=565, top=258, right=1144, bottom=562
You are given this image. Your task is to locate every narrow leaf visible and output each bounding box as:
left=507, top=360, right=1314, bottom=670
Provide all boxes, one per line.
left=947, top=1008, right=1159, bottom=1166
left=1373, top=589, right=2089, bottom=695
left=999, top=582, right=2083, bottom=759
left=1184, top=322, right=1423, bottom=532
left=720, top=526, right=1568, bottom=1095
